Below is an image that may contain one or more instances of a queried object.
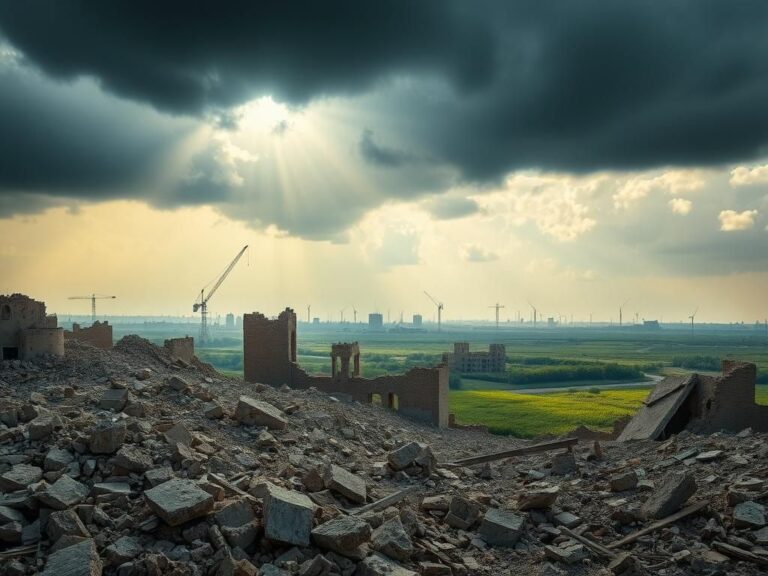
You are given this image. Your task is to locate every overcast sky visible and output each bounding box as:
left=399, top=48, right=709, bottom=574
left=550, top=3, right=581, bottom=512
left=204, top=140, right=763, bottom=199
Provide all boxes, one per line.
left=1, top=2, right=768, bottom=323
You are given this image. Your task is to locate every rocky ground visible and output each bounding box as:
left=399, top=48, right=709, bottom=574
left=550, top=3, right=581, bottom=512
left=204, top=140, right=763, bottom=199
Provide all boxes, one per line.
left=0, top=336, right=767, bottom=576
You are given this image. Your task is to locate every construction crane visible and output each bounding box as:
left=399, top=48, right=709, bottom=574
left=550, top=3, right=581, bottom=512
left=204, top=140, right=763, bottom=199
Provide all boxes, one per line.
left=689, top=307, right=698, bottom=339
left=489, top=302, right=505, bottom=330
left=526, top=300, right=538, bottom=328
left=423, top=291, right=444, bottom=332
left=193, top=245, right=248, bottom=344
left=68, top=294, right=116, bottom=324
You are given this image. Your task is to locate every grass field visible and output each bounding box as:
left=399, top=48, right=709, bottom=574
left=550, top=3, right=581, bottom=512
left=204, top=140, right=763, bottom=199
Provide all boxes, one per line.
left=449, top=385, right=768, bottom=437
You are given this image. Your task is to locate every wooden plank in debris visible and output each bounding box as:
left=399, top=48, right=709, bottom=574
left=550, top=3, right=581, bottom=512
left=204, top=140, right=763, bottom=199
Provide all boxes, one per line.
left=207, top=472, right=260, bottom=504
left=713, top=541, right=768, bottom=568
left=350, top=486, right=419, bottom=516
left=0, top=544, right=37, bottom=559
left=608, top=500, right=708, bottom=549
left=447, top=438, right=578, bottom=467
left=559, top=526, right=616, bottom=559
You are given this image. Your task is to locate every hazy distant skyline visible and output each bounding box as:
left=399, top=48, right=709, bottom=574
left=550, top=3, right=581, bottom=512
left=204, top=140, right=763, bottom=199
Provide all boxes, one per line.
left=1, top=2, right=768, bottom=323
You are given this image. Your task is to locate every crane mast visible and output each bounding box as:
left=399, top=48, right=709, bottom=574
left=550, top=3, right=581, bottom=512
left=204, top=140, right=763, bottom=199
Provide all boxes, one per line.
left=423, top=291, right=444, bottom=332
left=194, top=245, right=248, bottom=344
left=68, top=294, right=116, bottom=324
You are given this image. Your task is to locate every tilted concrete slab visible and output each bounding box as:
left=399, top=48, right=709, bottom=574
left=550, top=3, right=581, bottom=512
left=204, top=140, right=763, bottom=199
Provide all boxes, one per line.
left=618, top=375, right=696, bottom=442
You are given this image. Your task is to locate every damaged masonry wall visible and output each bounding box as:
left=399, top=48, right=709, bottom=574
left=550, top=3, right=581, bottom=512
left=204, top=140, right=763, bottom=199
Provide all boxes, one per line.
left=0, top=293, right=64, bottom=361
left=619, top=360, right=768, bottom=441
left=64, top=321, right=113, bottom=350
left=164, top=336, right=195, bottom=363
left=243, top=308, right=449, bottom=427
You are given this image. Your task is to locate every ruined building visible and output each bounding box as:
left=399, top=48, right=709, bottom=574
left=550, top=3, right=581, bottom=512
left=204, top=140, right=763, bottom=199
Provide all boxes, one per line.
left=64, top=320, right=113, bottom=350
left=619, top=360, right=768, bottom=441
left=368, top=313, right=383, bottom=330
left=244, top=308, right=449, bottom=427
left=0, top=294, right=64, bottom=361
left=442, top=342, right=507, bottom=373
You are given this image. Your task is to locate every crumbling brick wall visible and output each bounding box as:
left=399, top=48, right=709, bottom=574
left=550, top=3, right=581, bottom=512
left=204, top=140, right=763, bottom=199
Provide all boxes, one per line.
left=244, top=308, right=449, bottom=427
left=688, top=361, right=768, bottom=433
left=164, top=336, right=195, bottom=363
left=65, top=321, right=113, bottom=350
left=0, top=294, right=63, bottom=360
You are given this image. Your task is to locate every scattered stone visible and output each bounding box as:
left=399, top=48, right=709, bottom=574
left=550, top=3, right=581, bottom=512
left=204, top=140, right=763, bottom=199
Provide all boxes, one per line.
left=421, top=495, right=450, bottom=512
left=167, top=375, right=191, bottom=392
left=235, top=396, right=288, bottom=429
left=445, top=495, right=481, bottom=529
left=203, top=401, right=224, bottom=419
left=387, top=442, right=435, bottom=472
left=0, top=463, right=43, bottom=491
left=610, top=470, right=638, bottom=492
left=47, top=509, right=90, bottom=543
left=38, top=475, right=89, bottom=509
left=312, top=515, right=371, bottom=556
left=371, top=517, right=413, bottom=561
left=263, top=485, right=315, bottom=546
left=640, top=471, right=696, bottom=519
left=44, top=447, right=75, bottom=471
left=99, top=388, right=128, bottom=411
left=144, top=478, right=214, bottom=526
left=89, top=420, right=127, bottom=454
left=695, top=450, right=723, bottom=462
left=325, top=464, right=367, bottom=503
left=164, top=422, right=193, bottom=446
left=518, top=485, right=560, bottom=510
left=356, top=553, right=417, bottom=576
left=551, top=451, right=577, bottom=476
left=105, top=535, right=142, bottom=566
left=544, top=543, right=587, bottom=565
left=40, top=538, right=102, bottom=576
left=479, top=508, right=525, bottom=547
left=733, top=501, right=766, bottom=529
left=113, top=444, right=153, bottom=473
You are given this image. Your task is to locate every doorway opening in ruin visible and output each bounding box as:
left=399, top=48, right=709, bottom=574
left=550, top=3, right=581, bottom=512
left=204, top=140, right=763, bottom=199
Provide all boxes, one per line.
left=2, top=347, right=19, bottom=360
left=388, top=393, right=399, bottom=410
left=0, top=305, right=10, bottom=320
left=370, top=393, right=382, bottom=405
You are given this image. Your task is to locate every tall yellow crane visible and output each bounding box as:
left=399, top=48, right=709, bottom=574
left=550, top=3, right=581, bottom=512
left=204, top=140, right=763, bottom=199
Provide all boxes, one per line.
left=68, top=294, right=116, bottom=323
left=194, top=245, right=248, bottom=344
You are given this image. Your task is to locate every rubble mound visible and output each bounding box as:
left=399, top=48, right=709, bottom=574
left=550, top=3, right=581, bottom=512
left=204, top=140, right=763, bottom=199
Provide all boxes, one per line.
left=0, top=340, right=767, bottom=575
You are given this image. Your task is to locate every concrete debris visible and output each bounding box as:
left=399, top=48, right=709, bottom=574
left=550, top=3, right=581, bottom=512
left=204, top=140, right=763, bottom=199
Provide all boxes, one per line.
left=1, top=334, right=767, bottom=575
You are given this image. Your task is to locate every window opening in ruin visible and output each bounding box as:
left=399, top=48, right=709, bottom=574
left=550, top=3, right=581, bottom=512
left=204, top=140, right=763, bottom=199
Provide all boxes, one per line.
left=2, top=347, right=19, bottom=360
left=388, top=393, right=399, bottom=410
left=0, top=305, right=10, bottom=320
left=370, top=393, right=382, bottom=405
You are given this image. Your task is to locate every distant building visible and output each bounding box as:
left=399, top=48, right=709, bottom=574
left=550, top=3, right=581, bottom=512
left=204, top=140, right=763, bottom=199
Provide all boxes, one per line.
left=368, top=313, right=384, bottom=330
left=312, top=317, right=320, bottom=325
left=413, top=314, right=423, bottom=327
left=442, top=342, right=506, bottom=373
left=547, top=317, right=556, bottom=328
left=225, top=313, right=235, bottom=329
left=643, top=320, right=661, bottom=329
left=0, top=294, right=64, bottom=361
left=236, top=315, right=243, bottom=329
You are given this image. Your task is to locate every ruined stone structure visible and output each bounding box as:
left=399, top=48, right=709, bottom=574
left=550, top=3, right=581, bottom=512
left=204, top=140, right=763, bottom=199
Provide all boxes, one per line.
left=442, top=342, right=506, bottom=373
left=413, top=314, right=423, bottom=327
left=64, top=320, right=113, bottom=349
left=244, top=308, right=449, bottom=427
left=0, top=294, right=64, bottom=361
left=164, top=336, right=195, bottom=363
left=619, top=360, right=768, bottom=441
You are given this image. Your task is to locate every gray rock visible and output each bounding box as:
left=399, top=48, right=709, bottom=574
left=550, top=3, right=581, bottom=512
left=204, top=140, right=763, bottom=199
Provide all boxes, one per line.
left=0, top=464, right=42, bottom=491
left=641, top=472, right=696, bottom=519
left=445, top=495, right=481, bottom=529
left=89, top=421, right=126, bottom=454
left=164, top=422, right=193, bottom=446
left=263, top=485, right=315, bottom=546
left=235, top=396, right=288, bottom=429
left=27, top=413, right=63, bottom=441
left=356, top=553, right=417, bottom=576
left=216, top=499, right=259, bottom=549
left=38, top=475, right=89, bottom=509
left=167, top=375, right=190, bottom=392
left=544, top=543, right=588, bottom=564
left=47, top=509, right=90, bottom=543
left=113, top=445, right=153, bottom=473
left=554, top=511, right=581, bottom=529
left=324, top=464, right=366, bottom=504
left=609, top=471, right=638, bottom=492
left=91, top=482, right=131, bottom=496
left=145, top=467, right=174, bottom=487
left=105, top=535, right=142, bottom=566
left=518, top=485, right=560, bottom=510
left=40, top=538, right=102, bottom=576
left=371, top=517, right=413, bottom=561
left=311, top=515, right=371, bottom=556
left=551, top=451, right=577, bottom=476
left=479, top=508, right=526, bottom=547
left=387, top=442, right=435, bottom=472
left=0, top=520, right=22, bottom=543
left=99, top=388, right=128, bottom=412
left=144, top=478, right=214, bottom=526
left=734, top=501, right=766, bottom=529
left=298, top=554, right=333, bottom=576
left=45, top=448, right=75, bottom=472
left=421, top=495, right=449, bottom=512
left=0, top=505, right=26, bottom=525
left=203, top=401, right=224, bottom=419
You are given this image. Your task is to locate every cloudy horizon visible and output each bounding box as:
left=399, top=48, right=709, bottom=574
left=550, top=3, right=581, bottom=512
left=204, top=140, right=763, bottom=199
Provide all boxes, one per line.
left=1, top=2, right=768, bottom=323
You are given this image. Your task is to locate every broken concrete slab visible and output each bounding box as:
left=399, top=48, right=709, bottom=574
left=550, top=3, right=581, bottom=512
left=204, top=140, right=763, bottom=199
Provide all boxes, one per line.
left=311, top=514, right=371, bottom=556
left=38, top=475, right=89, bottom=509
left=44, top=447, right=74, bottom=472
left=641, top=471, right=697, bottom=519
left=733, top=501, right=766, bottom=529
left=263, top=485, right=315, bottom=546
left=356, top=552, right=417, bottom=576
left=618, top=375, right=696, bottom=442
left=387, top=442, right=434, bottom=472
left=144, top=478, right=214, bottom=526
left=104, top=535, right=141, bottom=566
left=445, top=495, right=481, bottom=529
left=518, top=485, right=560, bottom=510
left=47, top=509, right=90, bottom=543
left=113, top=444, right=153, bottom=473
left=324, top=463, right=366, bottom=504
left=99, top=388, right=128, bottom=412
left=0, top=463, right=42, bottom=491
left=40, top=538, right=102, bottom=576
left=235, top=396, right=288, bottom=430
left=89, top=420, right=126, bottom=454
left=371, top=517, right=413, bottom=561
left=479, top=508, right=526, bottom=547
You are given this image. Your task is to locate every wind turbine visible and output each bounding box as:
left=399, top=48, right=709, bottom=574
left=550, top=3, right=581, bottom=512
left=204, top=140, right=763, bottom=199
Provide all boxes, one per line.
left=527, top=300, right=538, bottom=328
left=489, top=302, right=505, bottom=330
left=353, top=307, right=357, bottom=324
left=424, top=291, right=444, bottom=332
left=619, top=299, right=630, bottom=327
left=689, top=307, right=698, bottom=338
left=340, top=307, right=346, bottom=323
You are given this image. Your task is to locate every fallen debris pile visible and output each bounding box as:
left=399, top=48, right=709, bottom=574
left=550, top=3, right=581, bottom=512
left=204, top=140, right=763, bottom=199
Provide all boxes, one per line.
left=0, top=337, right=767, bottom=575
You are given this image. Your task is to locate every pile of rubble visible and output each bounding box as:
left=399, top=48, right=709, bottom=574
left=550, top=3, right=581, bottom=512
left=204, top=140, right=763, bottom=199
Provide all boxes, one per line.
left=1, top=337, right=767, bottom=575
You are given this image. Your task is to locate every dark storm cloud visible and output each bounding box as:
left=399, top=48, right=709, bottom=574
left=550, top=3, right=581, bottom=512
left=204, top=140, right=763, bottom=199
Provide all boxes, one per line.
left=3, top=1, right=768, bottom=181
left=359, top=130, right=421, bottom=168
